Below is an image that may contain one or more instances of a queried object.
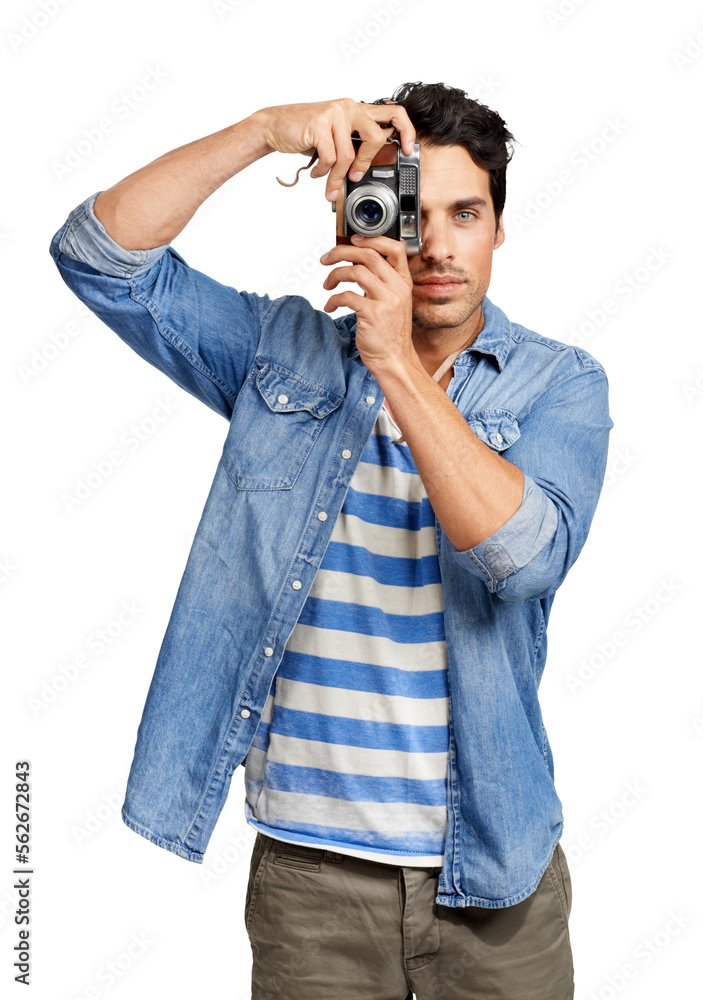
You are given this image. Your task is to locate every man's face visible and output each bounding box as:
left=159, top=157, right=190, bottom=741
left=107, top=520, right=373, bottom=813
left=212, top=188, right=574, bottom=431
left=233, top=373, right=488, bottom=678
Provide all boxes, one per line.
left=407, top=142, right=505, bottom=333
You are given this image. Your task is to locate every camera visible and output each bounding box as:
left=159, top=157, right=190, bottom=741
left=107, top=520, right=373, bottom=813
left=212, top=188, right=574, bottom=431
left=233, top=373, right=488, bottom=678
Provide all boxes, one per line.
left=331, top=133, right=422, bottom=254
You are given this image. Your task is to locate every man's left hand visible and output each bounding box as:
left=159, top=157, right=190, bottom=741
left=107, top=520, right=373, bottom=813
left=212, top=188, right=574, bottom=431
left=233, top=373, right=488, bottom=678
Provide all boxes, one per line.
left=320, top=234, right=416, bottom=373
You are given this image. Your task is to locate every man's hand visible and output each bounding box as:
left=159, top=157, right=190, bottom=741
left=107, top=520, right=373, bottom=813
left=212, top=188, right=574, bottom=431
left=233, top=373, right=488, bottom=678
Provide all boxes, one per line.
left=320, top=233, right=417, bottom=373
left=256, top=98, right=416, bottom=200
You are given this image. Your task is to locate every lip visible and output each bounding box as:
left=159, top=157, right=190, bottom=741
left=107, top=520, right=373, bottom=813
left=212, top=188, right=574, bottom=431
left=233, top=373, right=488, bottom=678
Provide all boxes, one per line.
left=414, top=277, right=463, bottom=284
left=414, top=279, right=464, bottom=294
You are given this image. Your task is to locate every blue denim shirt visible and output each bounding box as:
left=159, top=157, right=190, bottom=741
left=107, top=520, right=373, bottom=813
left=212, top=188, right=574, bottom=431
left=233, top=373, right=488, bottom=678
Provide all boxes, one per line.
left=49, top=191, right=613, bottom=908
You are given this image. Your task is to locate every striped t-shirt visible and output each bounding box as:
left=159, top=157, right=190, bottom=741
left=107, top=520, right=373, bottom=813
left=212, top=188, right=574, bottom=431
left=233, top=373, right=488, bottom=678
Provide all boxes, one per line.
left=243, top=399, right=449, bottom=866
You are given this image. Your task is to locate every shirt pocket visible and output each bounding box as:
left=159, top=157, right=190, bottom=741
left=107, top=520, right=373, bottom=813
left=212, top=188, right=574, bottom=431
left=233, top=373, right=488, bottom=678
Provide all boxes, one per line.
left=222, top=359, right=344, bottom=490
left=465, top=407, right=521, bottom=453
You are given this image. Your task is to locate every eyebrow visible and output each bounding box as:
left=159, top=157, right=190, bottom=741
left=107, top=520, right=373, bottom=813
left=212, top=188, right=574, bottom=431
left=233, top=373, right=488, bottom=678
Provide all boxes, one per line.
left=420, top=197, right=488, bottom=213
left=450, top=198, right=488, bottom=212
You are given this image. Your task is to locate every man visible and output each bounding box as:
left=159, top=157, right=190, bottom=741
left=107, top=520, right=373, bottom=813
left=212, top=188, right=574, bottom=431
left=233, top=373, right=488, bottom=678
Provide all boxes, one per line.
left=49, top=82, right=613, bottom=999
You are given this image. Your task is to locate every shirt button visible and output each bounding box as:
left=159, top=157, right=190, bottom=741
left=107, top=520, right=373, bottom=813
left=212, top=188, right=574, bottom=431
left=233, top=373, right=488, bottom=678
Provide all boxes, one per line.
left=318, top=511, right=328, bottom=521
left=264, top=647, right=273, bottom=657
left=277, top=394, right=289, bottom=404
left=493, top=432, right=503, bottom=445
left=365, top=396, right=375, bottom=404
left=240, top=708, right=250, bottom=719
left=292, top=580, right=302, bottom=590
left=342, top=449, right=352, bottom=459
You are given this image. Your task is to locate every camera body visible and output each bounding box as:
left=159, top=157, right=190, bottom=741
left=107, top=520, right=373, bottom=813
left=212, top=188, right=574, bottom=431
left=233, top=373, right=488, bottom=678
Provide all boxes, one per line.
left=332, top=134, right=422, bottom=254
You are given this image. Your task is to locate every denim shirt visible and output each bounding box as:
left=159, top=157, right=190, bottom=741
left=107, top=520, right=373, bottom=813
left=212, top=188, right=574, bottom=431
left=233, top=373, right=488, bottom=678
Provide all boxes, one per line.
left=49, top=192, right=613, bottom=909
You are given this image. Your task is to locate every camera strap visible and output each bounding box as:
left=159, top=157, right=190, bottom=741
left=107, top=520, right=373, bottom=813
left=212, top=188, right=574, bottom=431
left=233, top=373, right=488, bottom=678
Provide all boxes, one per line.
left=275, top=151, right=319, bottom=187
left=276, top=102, right=401, bottom=187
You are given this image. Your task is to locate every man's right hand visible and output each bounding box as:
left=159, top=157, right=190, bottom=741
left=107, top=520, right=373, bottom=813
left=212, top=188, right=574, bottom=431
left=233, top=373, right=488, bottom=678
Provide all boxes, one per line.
left=255, top=98, right=417, bottom=201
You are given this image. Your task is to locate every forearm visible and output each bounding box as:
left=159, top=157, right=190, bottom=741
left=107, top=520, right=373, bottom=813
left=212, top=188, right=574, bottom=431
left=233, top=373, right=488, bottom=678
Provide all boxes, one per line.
left=93, top=111, right=272, bottom=250
left=371, top=356, right=525, bottom=551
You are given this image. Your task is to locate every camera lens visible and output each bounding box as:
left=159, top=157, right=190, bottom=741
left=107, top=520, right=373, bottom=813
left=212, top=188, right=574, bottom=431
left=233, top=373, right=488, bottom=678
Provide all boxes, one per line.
left=345, top=183, right=397, bottom=237
left=357, top=199, right=383, bottom=224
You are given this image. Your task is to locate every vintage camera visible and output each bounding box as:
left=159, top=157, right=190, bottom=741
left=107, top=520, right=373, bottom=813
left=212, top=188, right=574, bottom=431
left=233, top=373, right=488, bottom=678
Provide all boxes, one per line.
left=331, top=132, right=422, bottom=254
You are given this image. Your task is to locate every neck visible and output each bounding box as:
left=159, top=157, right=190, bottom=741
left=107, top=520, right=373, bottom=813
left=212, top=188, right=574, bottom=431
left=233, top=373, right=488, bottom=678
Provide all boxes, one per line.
left=412, top=305, right=485, bottom=377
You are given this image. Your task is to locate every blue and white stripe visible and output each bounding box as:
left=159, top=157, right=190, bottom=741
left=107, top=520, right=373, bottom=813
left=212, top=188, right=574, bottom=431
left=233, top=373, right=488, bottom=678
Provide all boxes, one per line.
left=244, top=403, right=449, bottom=865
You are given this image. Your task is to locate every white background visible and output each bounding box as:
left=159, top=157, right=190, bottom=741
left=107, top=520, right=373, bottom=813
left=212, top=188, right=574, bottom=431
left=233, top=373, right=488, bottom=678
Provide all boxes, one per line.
left=3, top=0, right=702, bottom=997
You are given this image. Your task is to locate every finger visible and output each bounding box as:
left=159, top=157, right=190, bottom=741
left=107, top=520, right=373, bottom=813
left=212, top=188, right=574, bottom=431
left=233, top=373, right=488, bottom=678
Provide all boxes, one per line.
left=325, top=112, right=356, bottom=200
left=348, top=235, right=411, bottom=277
left=345, top=110, right=394, bottom=181
left=360, top=102, right=417, bottom=157
left=321, top=245, right=397, bottom=282
left=322, top=264, right=382, bottom=295
left=308, top=129, right=336, bottom=180
left=323, top=290, right=367, bottom=313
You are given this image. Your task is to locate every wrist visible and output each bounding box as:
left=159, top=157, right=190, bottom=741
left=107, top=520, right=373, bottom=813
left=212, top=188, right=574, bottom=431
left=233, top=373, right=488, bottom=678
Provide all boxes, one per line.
left=367, top=351, right=428, bottom=388
left=245, top=108, right=276, bottom=156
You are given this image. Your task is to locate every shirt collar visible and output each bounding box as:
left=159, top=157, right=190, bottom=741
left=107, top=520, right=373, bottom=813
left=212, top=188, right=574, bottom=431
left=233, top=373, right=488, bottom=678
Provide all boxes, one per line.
left=348, top=294, right=510, bottom=373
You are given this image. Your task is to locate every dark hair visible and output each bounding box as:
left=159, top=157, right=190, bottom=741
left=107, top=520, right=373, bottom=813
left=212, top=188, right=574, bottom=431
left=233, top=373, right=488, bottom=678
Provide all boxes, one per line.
left=379, top=81, right=517, bottom=232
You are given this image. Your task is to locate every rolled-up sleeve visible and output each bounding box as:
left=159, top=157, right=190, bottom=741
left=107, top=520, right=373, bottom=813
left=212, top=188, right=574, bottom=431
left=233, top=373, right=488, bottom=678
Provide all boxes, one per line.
left=49, top=191, right=273, bottom=420
left=51, top=190, right=172, bottom=278
left=449, top=365, right=613, bottom=603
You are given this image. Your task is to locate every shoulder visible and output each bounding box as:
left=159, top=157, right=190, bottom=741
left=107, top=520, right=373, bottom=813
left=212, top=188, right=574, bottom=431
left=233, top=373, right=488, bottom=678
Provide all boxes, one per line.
left=478, top=298, right=611, bottom=417
left=508, top=321, right=606, bottom=375
left=482, top=296, right=608, bottom=385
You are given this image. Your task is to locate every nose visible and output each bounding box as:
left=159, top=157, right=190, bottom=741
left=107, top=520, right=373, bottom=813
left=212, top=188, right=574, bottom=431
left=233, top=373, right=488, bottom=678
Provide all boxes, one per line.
left=419, top=214, right=455, bottom=264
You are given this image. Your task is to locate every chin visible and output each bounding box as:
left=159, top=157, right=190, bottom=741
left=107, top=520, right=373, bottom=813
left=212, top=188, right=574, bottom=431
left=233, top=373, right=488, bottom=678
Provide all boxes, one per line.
left=412, top=283, right=484, bottom=324
left=412, top=302, right=469, bottom=330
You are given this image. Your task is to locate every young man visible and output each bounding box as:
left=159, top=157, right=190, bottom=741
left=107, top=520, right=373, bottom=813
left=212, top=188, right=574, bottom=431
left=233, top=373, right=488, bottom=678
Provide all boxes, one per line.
left=49, top=82, right=613, bottom=999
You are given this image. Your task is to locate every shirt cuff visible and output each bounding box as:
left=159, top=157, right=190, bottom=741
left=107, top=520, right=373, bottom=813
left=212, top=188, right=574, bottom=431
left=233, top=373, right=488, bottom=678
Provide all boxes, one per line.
left=51, top=191, right=171, bottom=279
left=449, top=473, right=558, bottom=592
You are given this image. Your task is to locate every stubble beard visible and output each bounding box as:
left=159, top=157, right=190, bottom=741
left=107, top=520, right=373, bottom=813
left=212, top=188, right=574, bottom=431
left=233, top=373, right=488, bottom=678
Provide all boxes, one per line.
left=411, top=280, right=484, bottom=334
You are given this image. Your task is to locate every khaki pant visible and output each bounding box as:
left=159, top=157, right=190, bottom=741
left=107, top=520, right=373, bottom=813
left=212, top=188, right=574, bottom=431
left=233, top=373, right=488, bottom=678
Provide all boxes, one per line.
left=244, top=832, right=574, bottom=999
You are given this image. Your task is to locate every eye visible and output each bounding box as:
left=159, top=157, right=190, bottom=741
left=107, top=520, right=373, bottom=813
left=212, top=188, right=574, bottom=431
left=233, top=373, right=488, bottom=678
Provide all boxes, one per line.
left=455, top=211, right=475, bottom=221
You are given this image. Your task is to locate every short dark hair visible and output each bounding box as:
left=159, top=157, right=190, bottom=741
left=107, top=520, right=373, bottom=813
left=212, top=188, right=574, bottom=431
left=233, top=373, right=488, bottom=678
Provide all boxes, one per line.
left=380, top=81, right=517, bottom=232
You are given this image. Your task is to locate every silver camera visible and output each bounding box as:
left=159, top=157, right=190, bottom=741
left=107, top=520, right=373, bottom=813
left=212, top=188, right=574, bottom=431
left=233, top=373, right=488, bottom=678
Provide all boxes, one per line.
left=332, top=133, right=422, bottom=254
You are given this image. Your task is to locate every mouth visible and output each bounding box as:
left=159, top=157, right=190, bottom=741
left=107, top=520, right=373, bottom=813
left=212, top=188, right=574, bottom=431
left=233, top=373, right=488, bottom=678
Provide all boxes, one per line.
left=414, top=278, right=464, bottom=295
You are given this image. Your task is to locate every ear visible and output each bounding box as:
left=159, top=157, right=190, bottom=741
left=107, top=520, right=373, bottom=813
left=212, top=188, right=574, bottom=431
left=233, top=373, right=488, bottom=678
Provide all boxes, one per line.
left=493, top=214, right=505, bottom=250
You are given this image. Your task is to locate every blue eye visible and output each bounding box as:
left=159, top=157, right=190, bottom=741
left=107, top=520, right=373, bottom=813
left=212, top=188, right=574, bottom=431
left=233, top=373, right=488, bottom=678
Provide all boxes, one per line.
left=456, top=211, right=474, bottom=221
